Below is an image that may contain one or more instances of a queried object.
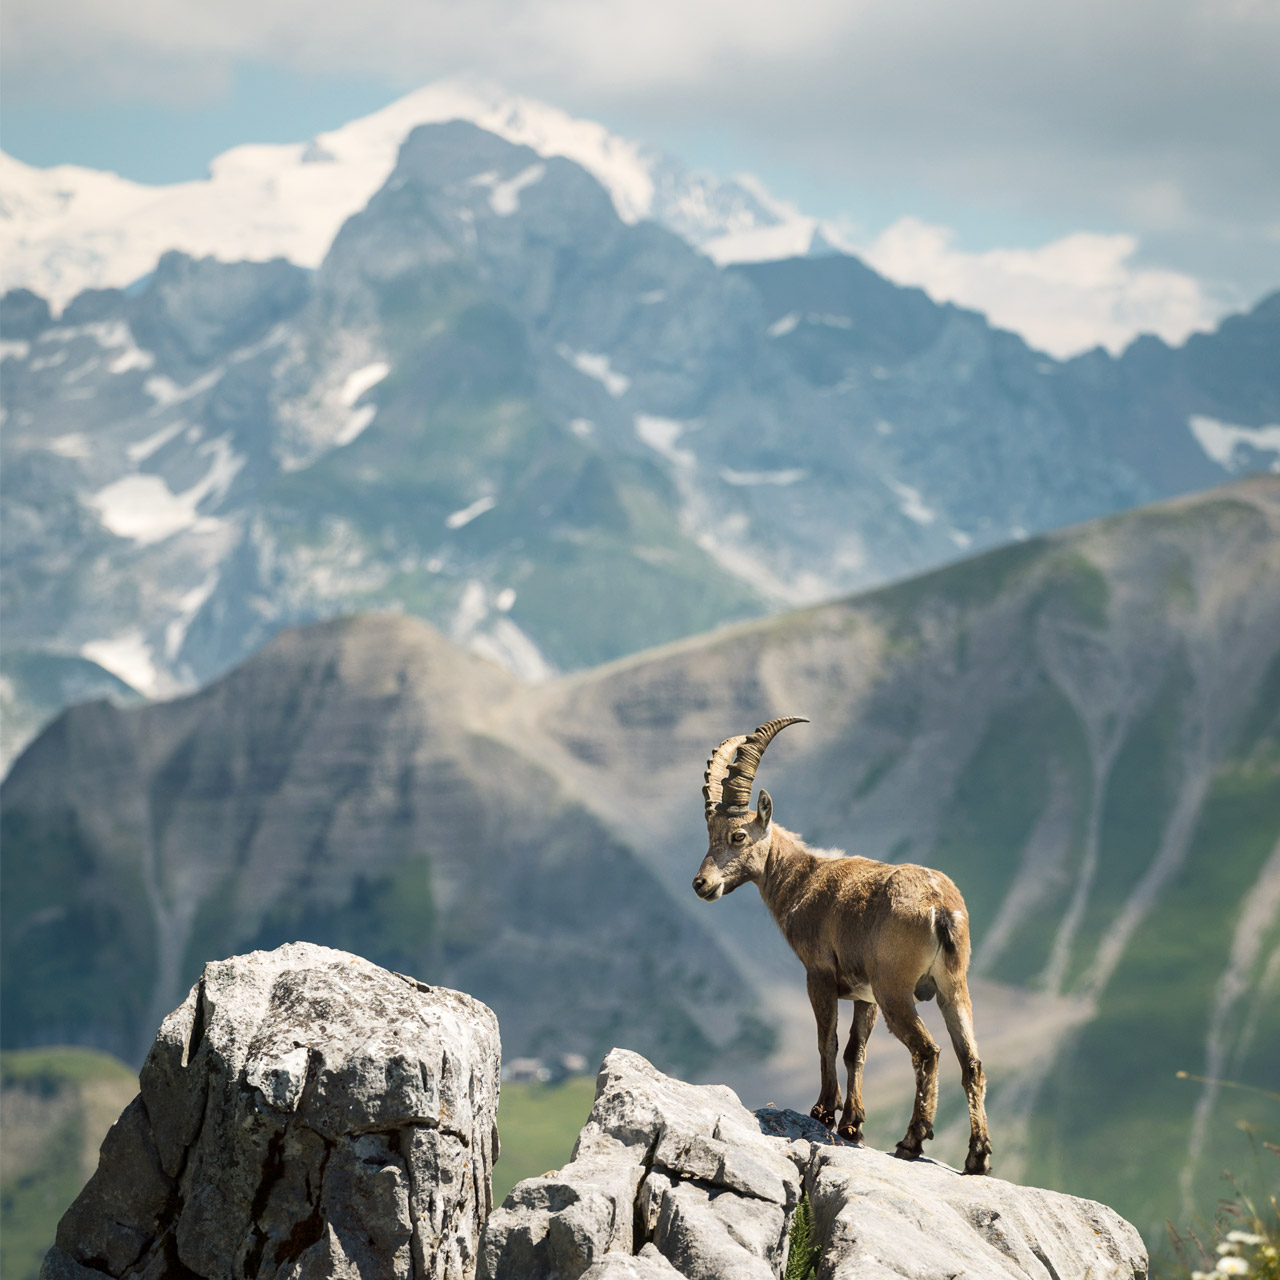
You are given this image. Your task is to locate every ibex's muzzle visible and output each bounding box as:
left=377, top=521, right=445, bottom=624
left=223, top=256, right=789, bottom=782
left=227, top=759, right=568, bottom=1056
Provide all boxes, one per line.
left=692, top=861, right=724, bottom=900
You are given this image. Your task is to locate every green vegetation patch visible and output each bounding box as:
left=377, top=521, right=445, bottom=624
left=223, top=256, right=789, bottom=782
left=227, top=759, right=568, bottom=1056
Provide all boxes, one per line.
left=871, top=535, right=1049, bottom=627
left=0, top=808, right=156, bottom=1058
left=1070, top=653, right=1193, bottom=989
left=933, top=682, right=1088, bottom=950
left=784, top=1193, right=822, bottom=1280
left=1024, top=728, right=1280, bottom=1240
left=1, top=1047, right=137, bottom=1280
left=491, top=1076, right=597, bottom=1206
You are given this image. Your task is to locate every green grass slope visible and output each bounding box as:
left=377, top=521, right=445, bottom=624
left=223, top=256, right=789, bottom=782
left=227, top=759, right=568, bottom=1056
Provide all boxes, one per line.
left=0, top=1048, right=137, bottom=1280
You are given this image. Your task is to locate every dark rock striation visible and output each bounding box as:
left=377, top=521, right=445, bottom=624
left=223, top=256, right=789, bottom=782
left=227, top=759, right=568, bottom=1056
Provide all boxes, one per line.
left=481, top=1050, right=1148, bottom=1280
left=42, top=943, right=500, bottom=1280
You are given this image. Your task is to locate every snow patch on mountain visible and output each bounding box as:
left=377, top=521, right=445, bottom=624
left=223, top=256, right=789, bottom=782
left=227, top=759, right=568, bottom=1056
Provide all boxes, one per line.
left=885, top=477, right=938, bottom=525
left=703, top=216, right=851, bottom=266
left=339, top=362, right=390, bottom=407
left=87, top=437, right=243, bottom=545
left=470, top=162, right=547, bottom=215
left=1188, top=415, right=1280, bottom=473
left=446, top=495, right=498, bottom=529
left=80, top=631, right=164, bottom=695
left=560, top=347, right=630, bottom=398
left=720, top=467, right=806, bottom=486
left=635, top=414, right=692, bottom=467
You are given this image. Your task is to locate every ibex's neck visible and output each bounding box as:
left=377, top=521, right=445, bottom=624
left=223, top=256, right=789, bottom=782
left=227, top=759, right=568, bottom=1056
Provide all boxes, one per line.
left=758, top=824, right=822, bottom=932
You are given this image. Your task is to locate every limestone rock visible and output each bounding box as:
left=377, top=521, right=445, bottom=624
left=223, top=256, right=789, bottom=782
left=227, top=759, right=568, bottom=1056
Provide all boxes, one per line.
left=481, top=1053, right=1148, bottom=1280
left=579, top=1244, right=684, bottom=1278
left=480, top=1049, right=800, bottom=1280
left=42, top=943, right=500, bottom=1280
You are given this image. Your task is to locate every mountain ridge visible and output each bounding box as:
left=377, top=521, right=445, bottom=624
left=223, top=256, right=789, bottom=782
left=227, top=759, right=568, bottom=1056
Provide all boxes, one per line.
left=0, top=76, right=815, bottom=312
left=3, top=118, right=1278, bottom=773
left=4, top=475, right=1277, bottom=1242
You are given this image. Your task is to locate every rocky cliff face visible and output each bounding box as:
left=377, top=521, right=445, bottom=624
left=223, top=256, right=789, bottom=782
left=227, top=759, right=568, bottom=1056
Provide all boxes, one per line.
left=0, top=615, right=762, bottom=1076
left=43, top=942, right=501, bottom=1280
left=3, top=117, right=1278, bottom=767
left=482, top=1049, right=1148, bottom=1280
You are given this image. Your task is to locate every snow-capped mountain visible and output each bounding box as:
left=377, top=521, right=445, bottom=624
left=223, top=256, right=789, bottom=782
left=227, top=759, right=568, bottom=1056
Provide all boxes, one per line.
left=2, top=117, right=1277, bottom=773
left=0, top=77, right=827, bottom=311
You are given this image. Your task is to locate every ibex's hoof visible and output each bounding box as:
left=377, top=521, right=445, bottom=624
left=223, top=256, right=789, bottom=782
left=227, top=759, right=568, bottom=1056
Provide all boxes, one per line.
left=836, top=1122, right=864, bottom=1145
left=810, top=1103, right=836, bottom=1129
left=893, top=1141, right=923, bottom=1161
left=963, top=1145, right=992, bottom=1176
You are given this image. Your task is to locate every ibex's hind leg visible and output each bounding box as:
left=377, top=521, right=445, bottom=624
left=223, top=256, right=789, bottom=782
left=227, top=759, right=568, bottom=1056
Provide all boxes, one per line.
left=806, top=970, right=841, bottom=1128
left=938, top=982, right=992, bottom=1175
left=878, top=994, right=939, bottom=1160
left=837, top=1000, right=877, bottom=1143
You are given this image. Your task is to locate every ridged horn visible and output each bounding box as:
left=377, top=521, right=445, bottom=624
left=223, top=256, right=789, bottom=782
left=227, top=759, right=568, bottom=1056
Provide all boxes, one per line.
left=705, top=716, right=810, bottom=820
left=704, top=734, right=748, bottom=821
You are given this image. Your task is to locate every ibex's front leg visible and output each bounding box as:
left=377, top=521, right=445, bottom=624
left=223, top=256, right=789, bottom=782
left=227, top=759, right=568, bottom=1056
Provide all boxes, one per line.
left=879, top=995, right=939, bottom=1160
left=837, top=1000, right=877, bottom=1143
left=806, top=970, right=840, bottom=1128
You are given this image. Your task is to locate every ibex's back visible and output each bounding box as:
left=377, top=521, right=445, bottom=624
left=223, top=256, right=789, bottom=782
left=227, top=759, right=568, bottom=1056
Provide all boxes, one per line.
left=693, top=718, right=992, bottom=1175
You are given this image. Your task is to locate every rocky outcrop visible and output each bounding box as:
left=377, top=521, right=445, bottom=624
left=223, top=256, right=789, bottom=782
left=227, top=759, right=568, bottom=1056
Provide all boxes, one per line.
left=481, top=1050, right=1148, bottom=1280
left=42, top=943, right=500, bottom=1280
left=42, top=948, right=1148, bottom=1280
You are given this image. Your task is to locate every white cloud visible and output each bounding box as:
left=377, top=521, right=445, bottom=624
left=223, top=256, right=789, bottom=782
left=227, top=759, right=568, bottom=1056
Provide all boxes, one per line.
left=862, top=217, right=1218, bottom=357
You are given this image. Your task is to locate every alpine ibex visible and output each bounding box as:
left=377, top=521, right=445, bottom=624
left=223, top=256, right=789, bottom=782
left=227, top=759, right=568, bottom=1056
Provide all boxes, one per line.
left=693, top=717, right=992, bottom=1175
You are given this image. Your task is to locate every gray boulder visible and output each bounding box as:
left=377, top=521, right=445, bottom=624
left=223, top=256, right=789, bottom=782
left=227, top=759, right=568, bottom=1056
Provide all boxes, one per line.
left=42, top=943, right=500, bottom=1280
left=480, top=1049, right=801, bottom=1280
left=481, top=1051, right=1148, bottom=1280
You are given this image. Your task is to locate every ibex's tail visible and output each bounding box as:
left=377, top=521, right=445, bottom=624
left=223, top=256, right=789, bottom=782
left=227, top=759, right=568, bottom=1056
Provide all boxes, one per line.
left=933, top=907, right=971, bottom=974
left=934, top=908, right=961, bottom=956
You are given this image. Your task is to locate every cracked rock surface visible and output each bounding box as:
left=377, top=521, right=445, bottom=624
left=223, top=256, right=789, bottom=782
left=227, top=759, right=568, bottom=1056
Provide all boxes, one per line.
left=42, top=942, right=500, bottom=1280
left=480, top=1050, right=1148, bottom=1280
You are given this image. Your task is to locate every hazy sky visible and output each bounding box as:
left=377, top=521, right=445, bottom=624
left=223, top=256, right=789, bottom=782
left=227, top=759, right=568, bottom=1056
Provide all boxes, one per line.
left=3, top=0, right=1278, bottom=354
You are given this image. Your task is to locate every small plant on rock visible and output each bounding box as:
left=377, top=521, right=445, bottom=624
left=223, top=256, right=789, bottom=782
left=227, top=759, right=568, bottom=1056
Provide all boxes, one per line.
left=785, top=1193, right=822, bottom=1280
left=1163, top=1075, right=1279, bottom=1280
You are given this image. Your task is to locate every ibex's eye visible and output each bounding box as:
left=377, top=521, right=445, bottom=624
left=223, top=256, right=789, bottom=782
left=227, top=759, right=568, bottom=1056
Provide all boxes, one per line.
left=731, top=830, right=747, bottom=845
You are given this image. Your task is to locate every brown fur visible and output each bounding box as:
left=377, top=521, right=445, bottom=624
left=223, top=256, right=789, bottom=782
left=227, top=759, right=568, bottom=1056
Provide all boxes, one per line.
left=694, top=794, right=992, bottom=1174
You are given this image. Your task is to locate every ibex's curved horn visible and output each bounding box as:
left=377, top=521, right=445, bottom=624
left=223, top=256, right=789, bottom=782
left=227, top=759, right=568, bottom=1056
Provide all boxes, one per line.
left=705, top=716, right=809, bottom=820
left=704, top=734, right=748, bottom=821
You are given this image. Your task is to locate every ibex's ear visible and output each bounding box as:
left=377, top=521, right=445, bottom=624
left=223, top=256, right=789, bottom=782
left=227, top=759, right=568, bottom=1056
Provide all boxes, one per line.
left=756, top=790, right=772, bottom=832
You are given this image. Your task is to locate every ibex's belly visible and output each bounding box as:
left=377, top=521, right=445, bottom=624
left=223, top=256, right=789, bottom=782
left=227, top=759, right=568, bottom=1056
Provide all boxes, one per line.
left=836, top=971, right=875, bottom=1002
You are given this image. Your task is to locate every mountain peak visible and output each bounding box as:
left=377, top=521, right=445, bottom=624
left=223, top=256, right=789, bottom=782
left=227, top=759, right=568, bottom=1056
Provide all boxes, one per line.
left=0, top=78, right=796, bottom=310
